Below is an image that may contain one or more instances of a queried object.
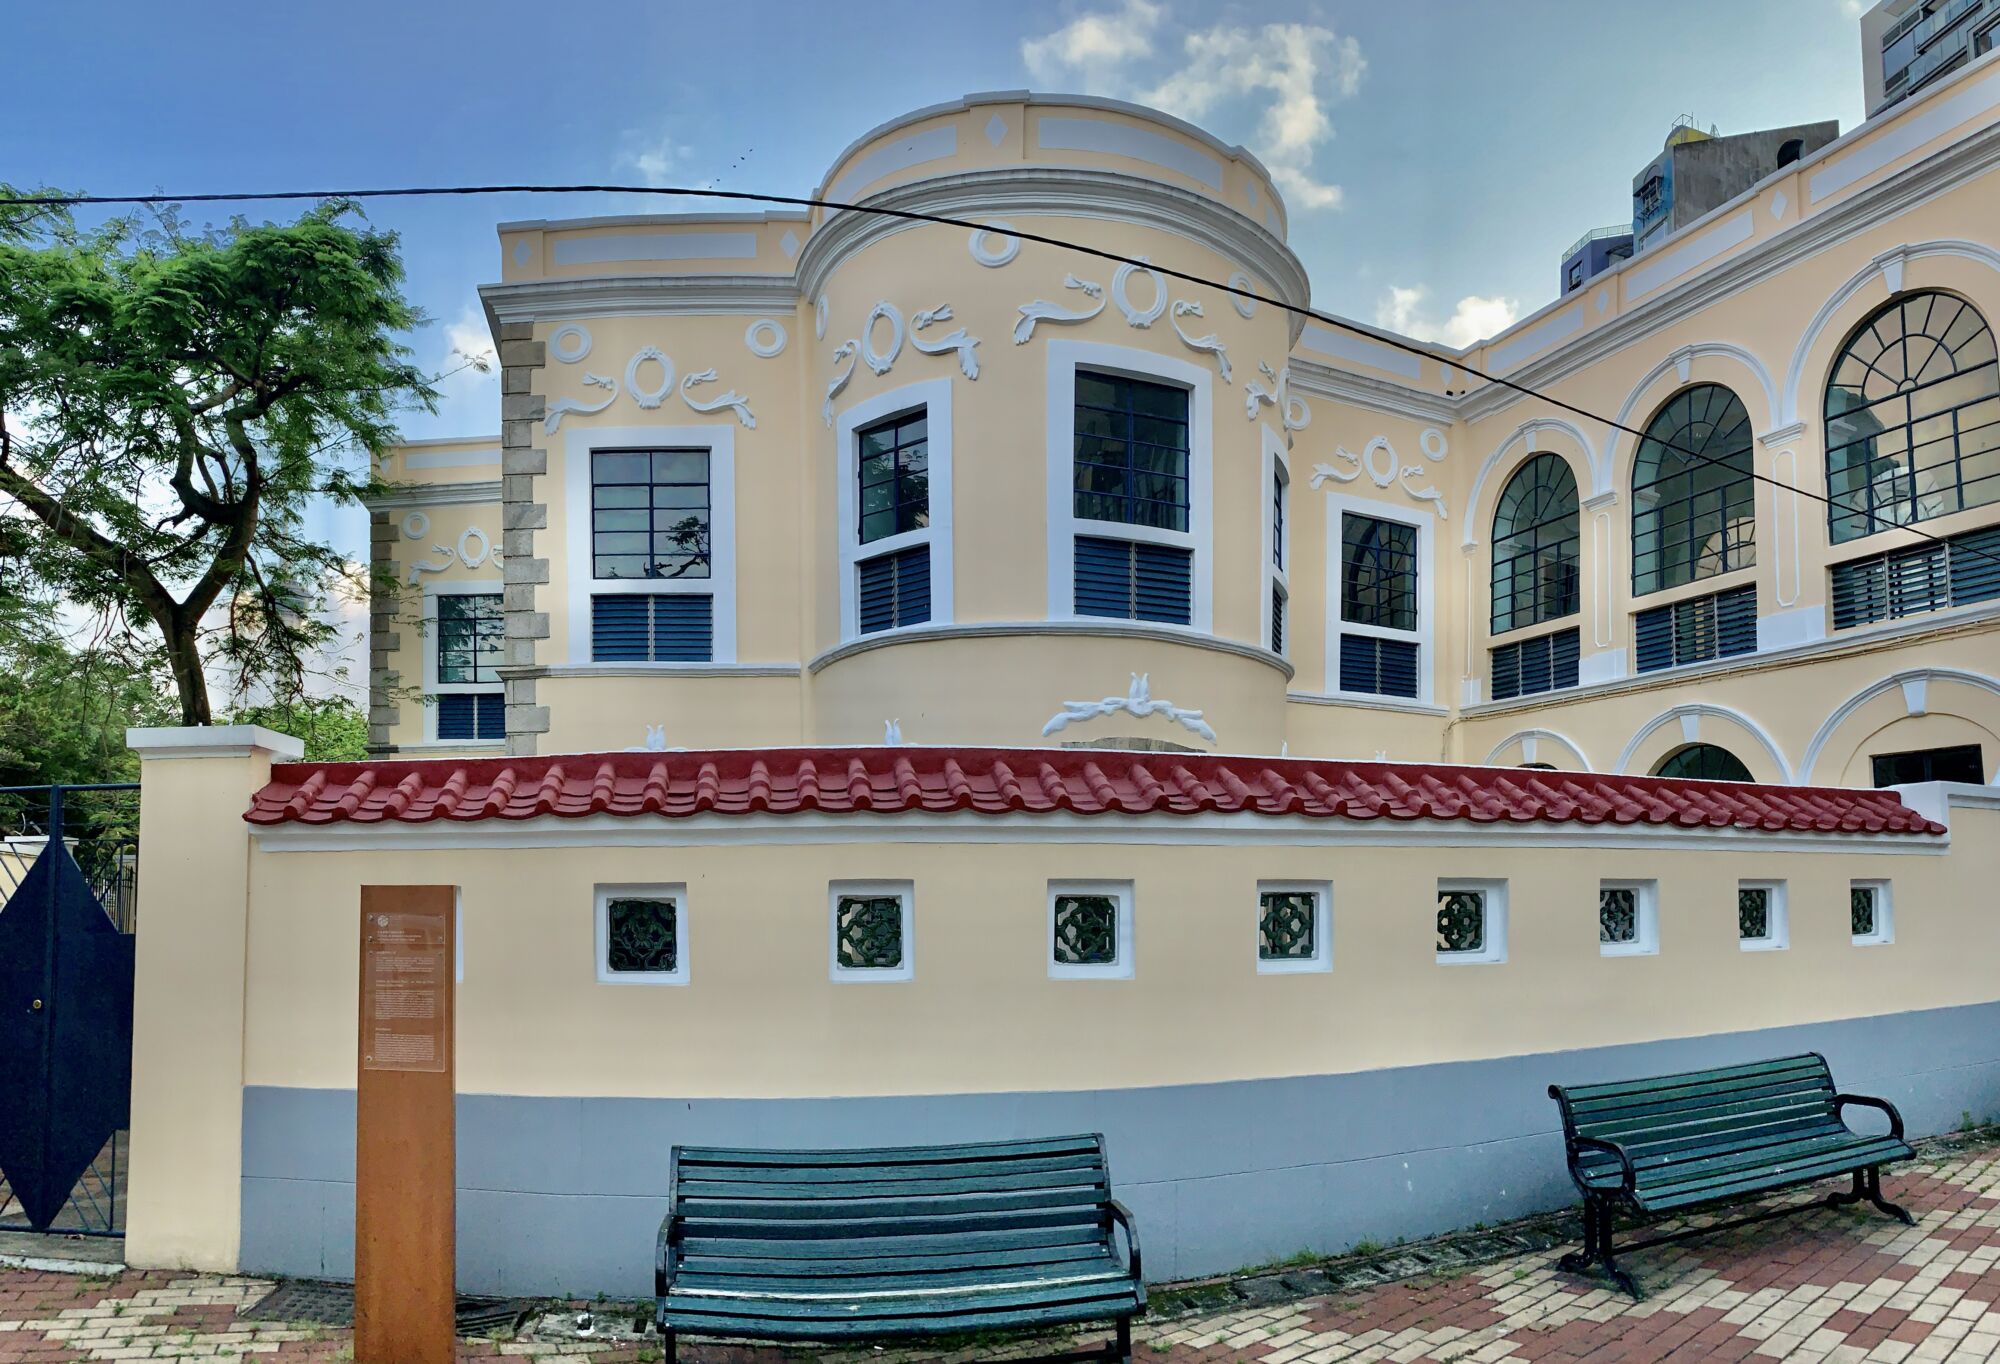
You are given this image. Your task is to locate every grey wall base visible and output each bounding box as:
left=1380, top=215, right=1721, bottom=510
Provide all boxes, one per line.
left=240, top=1001, right=2000, bottom=1296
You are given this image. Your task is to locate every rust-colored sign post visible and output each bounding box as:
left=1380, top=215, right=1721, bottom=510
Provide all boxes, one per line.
left=355, top=886, right=456, bottom=1364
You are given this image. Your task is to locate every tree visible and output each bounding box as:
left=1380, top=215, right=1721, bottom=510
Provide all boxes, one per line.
left=228, top=694, right=369, bottom=763
left=0, top=193, right=438, bottom=725
left=0, top=613, right=178, bottom=789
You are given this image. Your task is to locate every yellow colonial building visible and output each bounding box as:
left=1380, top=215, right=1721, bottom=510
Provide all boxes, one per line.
left=113, top=71, right=2000, bottom=1298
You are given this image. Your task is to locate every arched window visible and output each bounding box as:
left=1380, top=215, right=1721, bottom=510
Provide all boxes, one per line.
left=1632, top=384, right=1755, bottom=596
left=1824, top=291, right=2000, bottom=543
left=1651, top=743, right=1753, bottom=782
left=1490, top=453, right=1580, bottom=634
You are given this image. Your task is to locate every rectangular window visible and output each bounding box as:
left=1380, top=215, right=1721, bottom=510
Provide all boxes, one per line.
left=1598, top=880, right=1659, bottom=957
left=1436, top=879, right=1507, bottom=965
left=435, top=692, right=504, bottom=741
left=590, top=593, right=714, bottom=662
left=1830, top=524, right=2000, bottom=630
left=1634, top=584, right=1757, bottom=673
left=1074, top=536, right=1193, bottom=624
left=1049, top=881, right=1133, bottom=980
left=591, top=449, right=711, bottom=581
left=857, top=412, right=929, bottom=544
left=857, top=546, right=931, bottom=634
left=1256, top=882, right=1330, bottom=974
left=1739, top=881, right=1788, bottom=951
left=1338, top=635, right=1420, bottom=698
left=1490, top=627, right=1580, bottom=701
left=829, top=882, right=913, bottom=982
left=437, top=593, right=503, bottom=684
left=1073, top=371, right=1190, bottom=530
left=1271, top=583, right=1287, bottom=656
left=1272, top=470, right=1287, bottom=568
left=595, top=885, right=688, bottom=985
left=1850, top=881, right=1893, bottom=946
left=1337, top=510, right=1423, bottom=699
left=1870, top=743, right=1987, bottom=786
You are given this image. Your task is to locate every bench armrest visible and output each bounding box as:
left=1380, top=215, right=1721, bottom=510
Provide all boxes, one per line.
left=655, top=1212, right=684, bottom=1298
left=1569, top=1135, right=1636, bottom=1196
left=1835, top=1093, right=1906, bottom=1141
left=1107, top=1199, right=1145, bottom=1303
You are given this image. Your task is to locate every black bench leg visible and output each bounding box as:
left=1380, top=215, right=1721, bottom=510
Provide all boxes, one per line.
left=1555, top=1197, right=1640, bottom=1299
left=1828, top=1167, right=1915, bottom=1226
left=661, top=1327, right=677, bottom=1364
left=1108, top=1313, right=1132, bottom=1364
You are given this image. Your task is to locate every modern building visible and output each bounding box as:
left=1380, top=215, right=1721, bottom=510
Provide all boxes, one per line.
left=1864, top=0, right=2000, bottom=114
left=1630, top=118, right=1838, bottom=253
left=112, top=70, right=2000, bottom=1299
left=1560, top=224, right=1633, bottom=296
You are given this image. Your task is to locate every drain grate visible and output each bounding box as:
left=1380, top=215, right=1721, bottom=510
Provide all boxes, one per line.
left=240, top=1280, right=533, bottom=1335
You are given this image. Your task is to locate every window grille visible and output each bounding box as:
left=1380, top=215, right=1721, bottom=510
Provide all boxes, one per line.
left=1634, top=584, right=1757, bottom=672
left=1632, top=384, right=1756, bottom=595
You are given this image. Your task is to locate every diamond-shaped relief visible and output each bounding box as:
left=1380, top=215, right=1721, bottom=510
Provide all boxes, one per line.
left=512, top=241, right=532, bottom=266
left=985, top=112, right=1007, bottom=147
left=780, top=230, right=800, bottom=258
left=1770, top=189, right=1788, bottom=221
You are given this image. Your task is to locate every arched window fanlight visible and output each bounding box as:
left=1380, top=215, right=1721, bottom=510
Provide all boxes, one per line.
left=1632, top=384, right=1756, bottom=596
left=1490, top=453, right=1580, bottom=635
left=1651, top=743, right=1753, bottom=782
left=1824, top=291, right=2000, bottom=544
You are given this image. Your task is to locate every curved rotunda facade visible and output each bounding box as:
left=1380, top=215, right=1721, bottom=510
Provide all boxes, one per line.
left=373, top=83, right=2000, bottom=791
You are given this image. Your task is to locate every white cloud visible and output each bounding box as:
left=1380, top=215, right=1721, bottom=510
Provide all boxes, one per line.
left=1374, top=286, right=1520, bottom=349
left=1840, top=0, right=1865, bottom=16
left=430, top=307, right=498, bottom=434
left=1022, top=0, right=1165, bottom=89
left=617, top=132, right=692, bottom=188
left=1019, top=5, right=1361, bottom=212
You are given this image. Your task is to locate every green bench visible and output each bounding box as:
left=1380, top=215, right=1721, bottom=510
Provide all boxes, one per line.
left=1549, top=1052, right=1914, bottom=1296
left=654, top=1133, right=1145, bottom=1362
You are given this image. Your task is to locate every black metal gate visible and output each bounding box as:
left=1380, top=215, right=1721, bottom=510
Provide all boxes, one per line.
left=0, top=784, right=139, bottom=1236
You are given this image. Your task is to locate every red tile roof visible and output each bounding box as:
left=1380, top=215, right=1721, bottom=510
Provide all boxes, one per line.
left=243, top=746, right=1945, bottom=835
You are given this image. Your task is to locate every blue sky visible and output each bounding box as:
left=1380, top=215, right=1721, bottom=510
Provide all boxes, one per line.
left=3, top=0, right=1869, bottom=586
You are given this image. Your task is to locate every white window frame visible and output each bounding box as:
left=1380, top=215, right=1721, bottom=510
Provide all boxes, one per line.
left=828, top=880, right=915, bottom=983
left=1597, top=879, right=1660, bottom=957
left=1323, top=490, right=1437, bottom=704
left=563, top=423, right=737, bottom=665
left=1255, top=879, right=1331, bottom=975
left=834, top=377, right=955, bottom=642
left=1045, top=341, right=1214, bottom=632
left=1738, top=879, right=1789, bottom=952
left=594, top=882, right=689, bottom=985
left=1436, top=878, right=1507, bottom=965
left=1262, top=425, right=1290, bottom=657
left=1850, top=879, right=1895, bottom=947
left=420, top=578, right=505, bottom=745
left=1048, top=879, right=1134, bottom=980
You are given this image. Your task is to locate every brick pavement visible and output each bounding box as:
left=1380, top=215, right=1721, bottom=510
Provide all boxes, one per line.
left=0, top=1141, right=1995, bottom=1363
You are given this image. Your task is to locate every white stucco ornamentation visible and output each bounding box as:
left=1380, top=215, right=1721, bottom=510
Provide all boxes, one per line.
left=884, top=719, right=904, bottom=745
left=1420, top=428, right=1449, bottom=462
left=399, top=511, right=430, bottom=540
left=457, top=526, right=494, bottom=569
left=1226, top=271, right=1257, bottom=318
left=744, top=318, right=788, bottom=358
left=1245, top=363, right=1311, bottom=441
left=405, top=544, right=456, bottom=585
left=1310, top=434, right=1450, bottom=519
left=822, top=341, right=859, bottom=427
left=625, top=347, right=675, bottom=409
left=814, top=296, right=828, bottom=340
left=1168, top=300, right=1233, bottom=383
left=1041, top=673, right=1218, bottom=744
left=968, top=222, right=1021, bottom=268
left=543, top=373, right=618, bottom=434
left=910, top=305, right=982, bottom=380
left=1111, top=258, right=1168, bottom=328
left=625, top=724, right=674, bottom=753
left=549, top=324, right=592, bottom=364
left=861, top=301, right=905, bottom=376
left=1014, top=276, right=1106, bottom=344
left=681, top=369, right=757, bottom=429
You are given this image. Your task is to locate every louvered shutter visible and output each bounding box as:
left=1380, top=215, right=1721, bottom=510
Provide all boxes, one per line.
left=857, top=547, right=932, bottom=633
left=590, top=594, right=714, bottom=662
left=1073, top=536, right=1192, bottom=624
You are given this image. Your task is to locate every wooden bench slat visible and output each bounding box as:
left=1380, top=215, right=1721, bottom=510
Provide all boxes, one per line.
left=682, top=1223, right=1108, bottom=1260
left=682, top=1206, right=1105, bottom=1242
left=681, top=1186, right=1107, bottom=1222
left=1631, top=1131, right=1906, bottom=1187
left=681, top=1243, right=1116, bottom=1279
left=682, top=1152, right=1109, bottom=1187
left=674, top=1259, right=1127, bottom=1297
left=677, top=1135, right=1102, bottom=1167
left=667, top=1278, right=1139, bottom=1323
left=1586, top=1114, right=1847, bottom=1166
left=1634, top=1140, right=1911, bottom=1211
left=662, top=1292, right=1141, bottom=1341
left=676, top=1167, right=1109, bottom=1200
left=1576, top=1092, right=1835, bottom=1138
left=1560, top=1054, right=1828, bottom=1102
left=1567, top=1072, right=1833, bottom=1121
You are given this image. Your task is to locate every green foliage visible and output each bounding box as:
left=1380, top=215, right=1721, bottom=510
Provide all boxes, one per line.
left=227, top=694, right=369, bottom=763
left=0, top=187, right=437, bottom=723
left=0, top=612, right=176, bottom=788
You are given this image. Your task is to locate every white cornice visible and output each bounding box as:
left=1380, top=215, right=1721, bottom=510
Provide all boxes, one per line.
left=1457, top=119, right=2000, bottom=424
left=365, top=480, right=502, bottom=510
left=1286, top=358, right=1455, bottom=423
left=805, top=619, right=1295, bottom=679
left=480, top=274, right=800, bottom=326
left=128, top=725, right=303, bottom=762
left=793, top=167, right=1312, bottom=341
left=532, top=663, right=803, bottom=679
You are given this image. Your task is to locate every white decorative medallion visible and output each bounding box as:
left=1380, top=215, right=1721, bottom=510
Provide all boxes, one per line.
left=861, top=301, right=905, bottom=375
left=549, top=324, right=592, bottom=364
left=968, top=221, right=1021, bottom=268
left=1310, top=431, right=1450, bottom=520
left=744, top=318, right=787, bottom=358
left=1014, top=275, right=1106, bottom=344
left=1041, top=673, right=1217, bottom=744
left=457, top=526, right=493, bottom=569
left=399, top=511, right=430, bottom=540
left=1226, top=271, right=1257, bottom=318
left=1169, top=301, right=1233, bottom=382
left=1111, top=257, right=1167, bottom=328
left=625, top=346, right=675, bottom=409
